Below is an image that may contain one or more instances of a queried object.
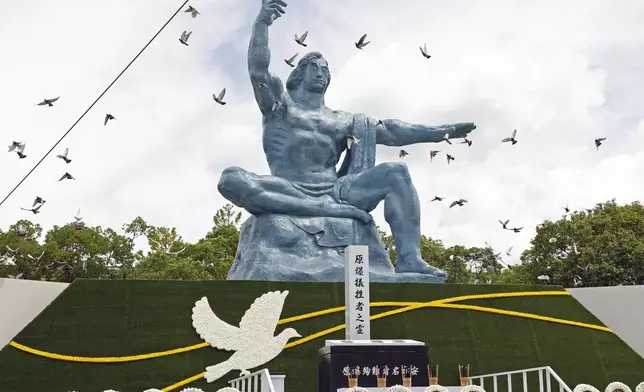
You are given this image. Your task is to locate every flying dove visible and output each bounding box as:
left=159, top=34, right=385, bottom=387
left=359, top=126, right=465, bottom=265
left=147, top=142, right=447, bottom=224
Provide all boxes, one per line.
left=8, top=141, right=24, bottom=153
left=355, top=34, right=369, bottom=49
left=431, top=196, right=444, bottom=202
left=537, top=275, right=550, bottom=283
left=37, top=97, right=59, bottom=107
left=510, top=227, right=523, bottom=233
left=505, top=246, right=513, bottom=256
left=594, top=138, right=606, bottom=150
left=399, top=149, right=408, bottom=158
left=562, top=204, right=570, bottom=213
left=573, top=275, right=582, bottom=287
left=284, top=53, right=298, bottom=67
left=449, top=199, right=467, bottom=208
left=15, top=143, right=26, bottom=159
left=429, top=150, right=439, bottom=162
left=56, top=148, right=72, bottom=163
left=59, top=172, right=75, bottom=181
left=179, top=31, right=192, bottom=46
left=446, top=154, right=455, bottom=164
left=27, top=251, right=45, bottom=261
left=5, top=245, right=18, bottom=253
left=347, top=136, right=360, bottom=150
left=295, top=31, right=308, bottom=47
left=502, top=129, right=517, bottom=145
left=184, top=5, right=200, bottom=18
left=16, top=224, right=26, bottom=237
left=8, top=273, right=24, bottom=279
left=577, top=263, right=590, bottom=271
left=461, top=138, right=472, bottom=146
left=419, top=43, right=431, bottom=59
left=166, top=247, right=186, bottom=256
left=21, top=203, right=43, bottom=214
left=443, top=133, right=452, bottom=145
left=104, top=114, right=116, bottom=125
left=213, top=89, right=227, bottom=105
left=74, top=208, right=83, bottom=222
left=192, top=291, right=301, bottom=383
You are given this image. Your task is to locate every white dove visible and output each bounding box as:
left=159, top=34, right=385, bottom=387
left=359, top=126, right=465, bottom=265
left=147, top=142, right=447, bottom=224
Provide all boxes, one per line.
left=27, top=251, right=45, bottom=261
left=192, top=290, right=300, bottom=383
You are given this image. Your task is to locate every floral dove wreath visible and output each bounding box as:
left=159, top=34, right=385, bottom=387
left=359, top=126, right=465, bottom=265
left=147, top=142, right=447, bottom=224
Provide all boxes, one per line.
left=424, top=386, right=450, bottom=392
left=574, top=384, right=601, bottom=392
left=605, top=382, right=633, bottom=392
left=459, top=386, right=486, bottom=392
left=78, top=388, right=241, bottom=392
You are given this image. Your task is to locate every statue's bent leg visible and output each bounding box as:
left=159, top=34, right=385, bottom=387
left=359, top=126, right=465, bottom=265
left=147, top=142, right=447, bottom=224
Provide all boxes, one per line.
left=341, top=162, right=446, bottom=277
left=218, top=166, right=368, bottom=219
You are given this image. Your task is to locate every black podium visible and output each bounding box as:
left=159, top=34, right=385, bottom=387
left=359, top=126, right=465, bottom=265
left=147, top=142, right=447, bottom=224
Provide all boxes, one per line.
left=318, top=340, right=430, bottom=392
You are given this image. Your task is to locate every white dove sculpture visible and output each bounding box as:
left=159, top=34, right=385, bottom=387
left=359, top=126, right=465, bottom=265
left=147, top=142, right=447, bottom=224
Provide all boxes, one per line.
left=192, top=290, right=300, bottom=383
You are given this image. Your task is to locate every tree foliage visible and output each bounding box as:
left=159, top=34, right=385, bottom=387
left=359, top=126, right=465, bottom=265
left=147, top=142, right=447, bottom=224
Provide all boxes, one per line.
left=520, top=200, right=644, bottom=287
left=1, top=200, right=642, bottom=287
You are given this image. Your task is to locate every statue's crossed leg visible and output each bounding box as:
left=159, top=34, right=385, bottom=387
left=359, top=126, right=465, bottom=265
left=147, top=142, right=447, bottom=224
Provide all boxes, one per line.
left=218, top=163, right=446, bottom=277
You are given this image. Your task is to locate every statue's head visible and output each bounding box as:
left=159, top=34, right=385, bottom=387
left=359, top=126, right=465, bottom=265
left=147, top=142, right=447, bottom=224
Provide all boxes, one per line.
left=286, top=52, right=331, bottom=94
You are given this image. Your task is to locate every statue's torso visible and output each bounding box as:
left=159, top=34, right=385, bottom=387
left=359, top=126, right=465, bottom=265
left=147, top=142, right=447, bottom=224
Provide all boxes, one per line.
left=262, top=101, right=353, bottom=184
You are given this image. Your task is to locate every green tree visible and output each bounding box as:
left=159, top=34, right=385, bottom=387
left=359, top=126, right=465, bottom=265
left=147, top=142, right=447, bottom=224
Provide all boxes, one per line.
left=521, top=200, right=644, bottom=287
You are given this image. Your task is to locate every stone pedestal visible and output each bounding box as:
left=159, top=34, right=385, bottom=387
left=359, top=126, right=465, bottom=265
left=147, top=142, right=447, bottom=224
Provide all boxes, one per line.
left=318, top=340, right=430, bottom=392
left=226, top=214, right=445, bottom=283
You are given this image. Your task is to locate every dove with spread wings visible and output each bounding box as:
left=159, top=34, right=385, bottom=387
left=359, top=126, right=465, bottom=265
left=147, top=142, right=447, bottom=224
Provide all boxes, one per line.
left=192, top=290, right=300, bottom=383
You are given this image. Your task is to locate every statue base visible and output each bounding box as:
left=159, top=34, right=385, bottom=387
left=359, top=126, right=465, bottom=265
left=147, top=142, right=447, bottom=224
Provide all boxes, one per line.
left=226, top=214, right=445, bottom=283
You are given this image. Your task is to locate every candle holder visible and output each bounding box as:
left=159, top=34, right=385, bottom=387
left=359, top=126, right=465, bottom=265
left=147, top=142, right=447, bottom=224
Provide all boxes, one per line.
left=428, top=365, right=439, bottom=385
left=347, top=374, right=358, bottom=388
left=377, top=375, right=387, bottom=387
left=402, top=365, right=412, bottom=387
left=458, top=364, right=470, bottom=387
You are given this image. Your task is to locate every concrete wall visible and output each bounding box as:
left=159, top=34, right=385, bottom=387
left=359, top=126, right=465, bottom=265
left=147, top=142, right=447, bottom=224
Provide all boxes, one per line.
left=0, top=278, right=68, bottom=348
left=568, top=285, right=644, bottom=359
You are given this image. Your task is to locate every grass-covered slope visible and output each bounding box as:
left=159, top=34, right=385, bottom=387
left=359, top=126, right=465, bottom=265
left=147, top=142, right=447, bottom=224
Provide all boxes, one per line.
left=0, top=280, right=642, bottom=392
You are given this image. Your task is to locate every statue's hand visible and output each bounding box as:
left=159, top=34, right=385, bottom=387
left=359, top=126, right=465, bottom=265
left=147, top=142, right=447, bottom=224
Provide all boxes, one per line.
left=258, top=0, right=287, bottom=26
left=444, top=122, right=476, bottom=139
left=331, top=204, right=374, bottom=224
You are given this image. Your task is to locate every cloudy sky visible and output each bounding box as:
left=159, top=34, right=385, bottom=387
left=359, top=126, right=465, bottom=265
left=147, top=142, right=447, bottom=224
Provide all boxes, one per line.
left=1, top=0, right=644, bottom=265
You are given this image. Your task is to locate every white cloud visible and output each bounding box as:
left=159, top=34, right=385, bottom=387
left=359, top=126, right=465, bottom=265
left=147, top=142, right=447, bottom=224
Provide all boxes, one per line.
left=1, top=0, right=644, bottom=266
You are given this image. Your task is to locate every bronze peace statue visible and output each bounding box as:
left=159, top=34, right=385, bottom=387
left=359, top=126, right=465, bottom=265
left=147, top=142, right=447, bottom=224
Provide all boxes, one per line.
left=218, top=0, right=476, bottom=283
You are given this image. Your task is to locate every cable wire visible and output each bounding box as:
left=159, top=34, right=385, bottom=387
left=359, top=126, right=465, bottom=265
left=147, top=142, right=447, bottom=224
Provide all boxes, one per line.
left=0, top=0, right=190, bottom=208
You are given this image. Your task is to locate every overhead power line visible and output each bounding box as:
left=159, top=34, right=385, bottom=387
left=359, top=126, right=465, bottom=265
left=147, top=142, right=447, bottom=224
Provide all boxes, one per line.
left=0, top=0, right=190, bottom=208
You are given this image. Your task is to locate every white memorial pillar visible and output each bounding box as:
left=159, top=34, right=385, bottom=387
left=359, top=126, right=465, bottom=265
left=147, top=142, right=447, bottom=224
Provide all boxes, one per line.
left=344, top=245, right=371, bottom=340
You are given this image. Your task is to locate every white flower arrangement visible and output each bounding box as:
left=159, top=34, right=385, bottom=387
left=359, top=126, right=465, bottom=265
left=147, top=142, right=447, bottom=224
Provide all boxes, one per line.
left=347, top=387, right=370, bottom=392
left=388, top=385, right=413, bottom=392
left=574, top=384, right=601, bottom=392
left=460, top=385, right=486, bottom=392
left=192, top=291, right=298, bottom=383
left=605, top=382, right=632, bottom=392
left=424, top=385, right=449, bottom=392
left=635, top=382, right=644, bottom=392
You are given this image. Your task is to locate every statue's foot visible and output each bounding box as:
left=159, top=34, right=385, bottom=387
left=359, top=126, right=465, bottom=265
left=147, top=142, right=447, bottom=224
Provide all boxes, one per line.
left=395, top=255, right=447, bottom=278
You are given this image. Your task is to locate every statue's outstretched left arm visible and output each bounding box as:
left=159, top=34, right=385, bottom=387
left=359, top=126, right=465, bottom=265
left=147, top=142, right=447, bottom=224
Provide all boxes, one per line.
left=375, top=119, right=476, bottom=146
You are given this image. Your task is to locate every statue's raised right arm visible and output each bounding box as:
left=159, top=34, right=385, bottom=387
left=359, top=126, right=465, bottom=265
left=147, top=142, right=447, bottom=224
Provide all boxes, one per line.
left=248, top=0, right=288, bottom=115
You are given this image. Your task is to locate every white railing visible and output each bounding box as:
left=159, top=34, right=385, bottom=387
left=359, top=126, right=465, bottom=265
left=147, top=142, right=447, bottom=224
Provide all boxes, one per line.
left=469, top=366, right=572, bottom=392
left=228, top=369, right=282, bottom=392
